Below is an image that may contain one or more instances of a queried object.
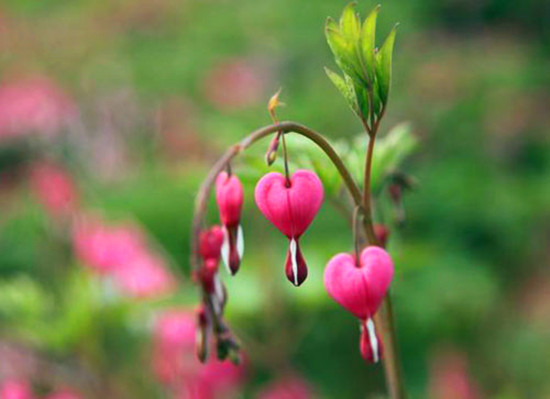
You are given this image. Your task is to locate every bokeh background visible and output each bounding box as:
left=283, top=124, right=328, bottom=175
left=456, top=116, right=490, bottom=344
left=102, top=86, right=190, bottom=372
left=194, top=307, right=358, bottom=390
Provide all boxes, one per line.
left=0, top=0, right=549, bottom=398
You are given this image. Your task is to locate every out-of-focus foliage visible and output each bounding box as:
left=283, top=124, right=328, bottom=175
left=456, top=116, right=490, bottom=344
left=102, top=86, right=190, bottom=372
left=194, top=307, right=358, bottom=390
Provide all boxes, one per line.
left=0, top=0, right=548, bottom=398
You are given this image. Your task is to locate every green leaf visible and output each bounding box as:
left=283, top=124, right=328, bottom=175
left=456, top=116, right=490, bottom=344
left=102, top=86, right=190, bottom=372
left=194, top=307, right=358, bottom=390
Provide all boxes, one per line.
left=324, top=67, right=359, bottom=116
left=340, top=2, right=361, bottom=40
left=375, top=24, right=398, bottom=106
left=361, top=5, right=380, bottom=83
left=371, top=122, right=417, bottom=190
left=325, top=18, right=363, bottom=82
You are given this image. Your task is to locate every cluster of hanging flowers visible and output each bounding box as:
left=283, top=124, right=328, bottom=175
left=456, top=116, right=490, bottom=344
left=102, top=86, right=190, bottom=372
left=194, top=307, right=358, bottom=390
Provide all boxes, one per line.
left=194, top=146, right=394, bottom=364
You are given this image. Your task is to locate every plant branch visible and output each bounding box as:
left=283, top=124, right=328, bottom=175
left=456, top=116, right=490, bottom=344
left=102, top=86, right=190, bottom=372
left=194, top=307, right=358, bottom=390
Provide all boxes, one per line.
left=191, top=121, right=363, bottom=272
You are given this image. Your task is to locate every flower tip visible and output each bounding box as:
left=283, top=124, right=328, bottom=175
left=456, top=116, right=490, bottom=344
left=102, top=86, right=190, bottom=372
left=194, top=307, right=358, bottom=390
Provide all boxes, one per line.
left=285, top=238, right=308, bottom=286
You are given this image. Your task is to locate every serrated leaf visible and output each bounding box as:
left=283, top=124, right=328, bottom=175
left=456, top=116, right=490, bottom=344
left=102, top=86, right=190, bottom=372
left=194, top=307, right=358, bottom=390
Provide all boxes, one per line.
left=361, top=5, right=380, bottom=83
left=325, top=67, right=359, bottom=116
left=375, top=24, right=398, bottom=106
left=340, top=2, right=361, bottom=40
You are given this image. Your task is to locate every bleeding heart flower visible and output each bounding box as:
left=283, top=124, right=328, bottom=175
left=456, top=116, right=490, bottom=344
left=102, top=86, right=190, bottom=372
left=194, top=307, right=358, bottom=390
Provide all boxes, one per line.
left=254, top=169, right=324, bottom=286
left=216, top=171, right=244, bottom=275
left=324, top=246, right=394, bottom=362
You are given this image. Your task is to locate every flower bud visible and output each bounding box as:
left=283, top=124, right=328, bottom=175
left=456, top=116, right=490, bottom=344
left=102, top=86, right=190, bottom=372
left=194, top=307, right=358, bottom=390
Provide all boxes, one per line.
left=374, top=224, right=390, bottom=248
left=199, top=225, right=225, bottom=262
left=265, top=134, right=280, bottom=166
left=216, top=172, right=244, bottom=275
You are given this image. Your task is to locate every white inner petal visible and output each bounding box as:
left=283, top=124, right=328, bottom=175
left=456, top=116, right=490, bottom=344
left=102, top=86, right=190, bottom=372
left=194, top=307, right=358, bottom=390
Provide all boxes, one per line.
left=366, top=317, right=379, bottom=363
left=237, top=224, right=244, bottom=260
left=289, top=238, right=299, bottom=286
left=220, top=226, right=231, bottom=274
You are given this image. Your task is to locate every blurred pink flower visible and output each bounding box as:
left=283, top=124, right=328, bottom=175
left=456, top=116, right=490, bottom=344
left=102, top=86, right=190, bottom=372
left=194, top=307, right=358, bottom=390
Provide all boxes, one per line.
left=153, top=310, right=245, bottom=398
left=203, top=59, right=267, bottom=111
left=428, top=349, right=481, bottom=399
left=73, top=218, right=146, bottom=274
left=0, top=77, right=75, bottom=141
left=257, top=375, right=315, bottom=399
left=0, top=380, right=33, bottom=399
left=73, top=216, right=176, bottom=298
left=112, top=253, right=176, bottom=299
left=44, top=390, right=82, bottom=399
left=29, top=162, right=78, bottom=218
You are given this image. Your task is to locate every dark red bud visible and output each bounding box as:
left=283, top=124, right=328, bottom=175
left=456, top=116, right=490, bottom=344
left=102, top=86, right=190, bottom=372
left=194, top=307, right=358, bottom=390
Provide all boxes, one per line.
left=360, top=318, right=384, bottom=363
left=374, top=224, right=390, bottom=248
left=199, top=226, right=224, bottom=261
left=265, top=134, right=280, bottom=166
left=285, top=238, right=308, bottom=286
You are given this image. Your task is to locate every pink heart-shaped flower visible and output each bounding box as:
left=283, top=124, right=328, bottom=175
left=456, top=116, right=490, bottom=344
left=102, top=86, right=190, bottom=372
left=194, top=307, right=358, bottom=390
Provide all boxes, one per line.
left=324, top=246, right=394, bottom=320
left=254, top=169, right=323, bottom=239
left=255, top=169, right=323, bottom=286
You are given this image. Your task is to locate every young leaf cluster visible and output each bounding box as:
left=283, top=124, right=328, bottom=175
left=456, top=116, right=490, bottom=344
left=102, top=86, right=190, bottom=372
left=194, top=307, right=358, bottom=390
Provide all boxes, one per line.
left=325, top=2, right=397, bottom=133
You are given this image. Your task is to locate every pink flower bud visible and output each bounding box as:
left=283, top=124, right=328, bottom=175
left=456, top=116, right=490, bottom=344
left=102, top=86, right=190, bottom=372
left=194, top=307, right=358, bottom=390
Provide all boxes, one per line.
left=216, top=172, right=244, bottom=275
left=0, top=380, right=33, bottom=399
left=360, top=319, right=384, bottom=363
left=196, top=259, right=219, bottom=294
left=254, top=170, right=323, bottom=286
left=199, top=226, right=224, bottom=262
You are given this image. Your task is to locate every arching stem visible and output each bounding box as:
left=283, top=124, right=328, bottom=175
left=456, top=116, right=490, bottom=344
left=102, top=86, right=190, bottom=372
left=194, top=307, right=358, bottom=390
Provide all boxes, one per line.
left=191, top=121, right=363, bottom=273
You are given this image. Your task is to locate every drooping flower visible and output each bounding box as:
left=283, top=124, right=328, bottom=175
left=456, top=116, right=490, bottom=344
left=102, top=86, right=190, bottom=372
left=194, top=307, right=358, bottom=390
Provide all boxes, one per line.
left=257, top=374, right=315, bottom=399
left=0, top=380, right=34, bottom=399
left=254, top=170, right=323, bottom=286
left=152, top=310, right=245, bottom=398
left=324, top=246, right=394, bottom=362
left=215, top=172, right=244, bottom=275
left=29, top=161, right=78, bottom=218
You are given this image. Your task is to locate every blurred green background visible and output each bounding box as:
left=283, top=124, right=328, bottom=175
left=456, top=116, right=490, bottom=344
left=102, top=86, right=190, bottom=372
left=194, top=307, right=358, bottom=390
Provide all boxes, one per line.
left=0, top=0, right=549, bottom=398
